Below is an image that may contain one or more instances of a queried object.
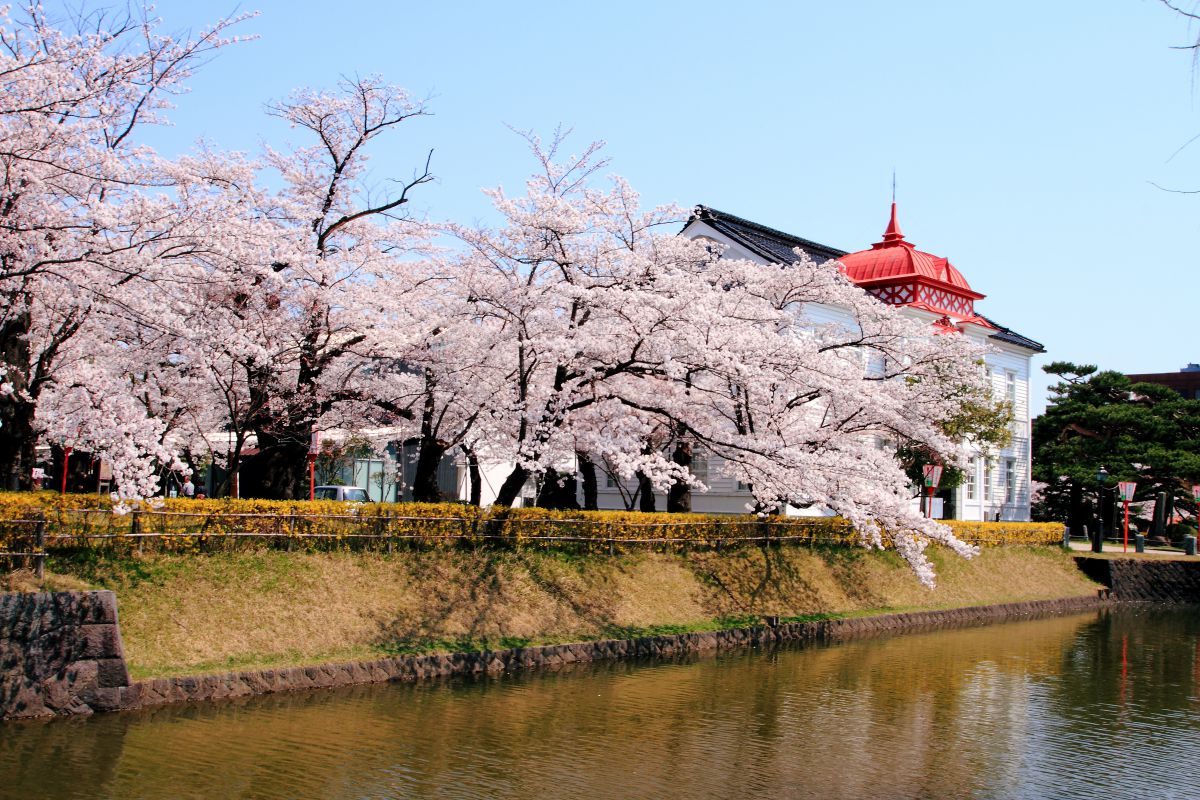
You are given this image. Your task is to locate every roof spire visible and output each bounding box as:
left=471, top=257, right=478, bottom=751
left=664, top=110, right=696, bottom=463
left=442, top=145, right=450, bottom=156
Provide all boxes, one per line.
left=882, top=201, right=904, bottom=243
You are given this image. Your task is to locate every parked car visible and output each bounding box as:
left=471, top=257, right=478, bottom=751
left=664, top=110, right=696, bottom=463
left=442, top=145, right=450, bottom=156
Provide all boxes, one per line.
left=313, top=485, right=372, bottom=502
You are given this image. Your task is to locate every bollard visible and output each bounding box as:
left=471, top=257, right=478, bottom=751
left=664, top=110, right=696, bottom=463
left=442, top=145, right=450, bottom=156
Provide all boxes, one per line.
left=1186, top=535, right=1197, bottom=556
left=1062, top=526, right=1071, bottom=549
left=1135, top=533, right=1145, bottom=554
left=1091, top=524, right=1103, bottom=553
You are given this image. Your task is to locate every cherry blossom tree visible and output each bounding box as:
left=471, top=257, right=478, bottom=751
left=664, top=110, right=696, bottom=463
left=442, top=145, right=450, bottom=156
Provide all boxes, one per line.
left=447, top=131, right=721, bottom=508
left=177, top=77, right=436, bottom=499
left=0, top=5, right=252, bottom=490
left=449, top=133, right=993, bottom=584
left=639, top=251, right=992, bottom=585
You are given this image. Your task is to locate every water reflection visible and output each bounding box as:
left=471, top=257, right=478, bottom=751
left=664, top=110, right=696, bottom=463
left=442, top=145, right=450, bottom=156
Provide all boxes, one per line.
left=2, top=608, right=1199, bottom=799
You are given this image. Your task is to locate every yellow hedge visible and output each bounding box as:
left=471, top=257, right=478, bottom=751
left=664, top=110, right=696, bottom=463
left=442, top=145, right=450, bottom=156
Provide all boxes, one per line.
left=0, top=491, right=1065, bottom=552
left=491, top=507, right=857, bottom=547
left=946, top=520, right=1065, bottom=546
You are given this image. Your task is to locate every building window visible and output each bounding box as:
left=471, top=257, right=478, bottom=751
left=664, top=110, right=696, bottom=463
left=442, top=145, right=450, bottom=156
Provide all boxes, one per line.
left=737, top=480, right=751, bottom=492
left=1005, top=458, right=1016, bottom=504
left=691, top=448, right=708, bottom=484
left=966, top=458, right=977, bottom=500
left=866, top=350, right=886, bottom=378
left=605, top=472, right=616, bottom=488
left=1005, top=370, right=1017, bottom=407
left=984, top=459, right=994, bottom=502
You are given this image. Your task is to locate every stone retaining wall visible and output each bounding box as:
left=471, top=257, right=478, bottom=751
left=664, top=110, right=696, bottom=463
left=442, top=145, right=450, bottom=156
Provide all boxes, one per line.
left=1, top=593, right=1103, bottom=720
left=1074, top=556, right=1200, bottom=602
left=0, top=591, right=130, bottom=719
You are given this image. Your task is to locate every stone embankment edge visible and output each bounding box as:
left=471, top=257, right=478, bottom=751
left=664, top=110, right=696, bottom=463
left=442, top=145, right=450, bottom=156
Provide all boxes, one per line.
left=0, top=591, right=130, bottom=720
left=113, top=595, right=1103, bottom=714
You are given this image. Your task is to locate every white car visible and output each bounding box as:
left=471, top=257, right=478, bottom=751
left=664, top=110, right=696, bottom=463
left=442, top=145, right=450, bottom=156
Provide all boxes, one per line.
left=313, top=485, right=372, bottom=502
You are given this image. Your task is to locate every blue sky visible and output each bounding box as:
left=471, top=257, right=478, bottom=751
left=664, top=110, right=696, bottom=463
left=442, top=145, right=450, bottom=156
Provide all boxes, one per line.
left=69, top=1, right=1200, bottom=412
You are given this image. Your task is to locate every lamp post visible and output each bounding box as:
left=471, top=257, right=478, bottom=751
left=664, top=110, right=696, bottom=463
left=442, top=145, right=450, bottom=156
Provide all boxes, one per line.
left=1117, top=481, right=1136, bottom=554
left=1093, top=466, right=1109, bottom=553
left=1192, top=484, right=1200, bottom=554
left=922, top=464, right=944, bottom=519
left=60, top=446, right=72, bottom=496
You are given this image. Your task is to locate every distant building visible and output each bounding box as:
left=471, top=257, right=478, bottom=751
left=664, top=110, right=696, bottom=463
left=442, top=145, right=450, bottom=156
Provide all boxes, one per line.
left=1127, top=364, right=1200, bottom=400
left=637, top=204, right=1044, bottom=521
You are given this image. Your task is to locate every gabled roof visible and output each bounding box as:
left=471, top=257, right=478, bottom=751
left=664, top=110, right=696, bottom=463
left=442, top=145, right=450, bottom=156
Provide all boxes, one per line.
left=684, top=203, right=1046, bottom=355
left=979, top=316, right=1045, bottom=353
left=685, top=205, right=846, bottom=264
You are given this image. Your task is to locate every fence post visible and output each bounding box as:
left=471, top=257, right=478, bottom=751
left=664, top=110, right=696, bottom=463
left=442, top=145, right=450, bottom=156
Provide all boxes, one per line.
left=131, top=510, right=141, bottom=554
left=35, top=514, right=46, bottom=581
left=286, top=511, right=295, bottom=552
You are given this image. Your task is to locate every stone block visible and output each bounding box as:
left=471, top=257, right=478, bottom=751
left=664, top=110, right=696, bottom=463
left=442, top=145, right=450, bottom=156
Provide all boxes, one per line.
left=96, top=658, right=130, bottom=688
left=89, top=686, right=122, bottom=712
left=80, top=624, right=122, bottom=659
left=87, top=592, right=119, bottom=625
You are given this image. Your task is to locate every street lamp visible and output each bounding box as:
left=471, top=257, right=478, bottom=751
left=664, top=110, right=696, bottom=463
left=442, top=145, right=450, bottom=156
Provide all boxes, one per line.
left=1117, top=480, right=1136, bottom=554
left=1193, top=484, right=1200, bottom=550
left=1093, top=466, right=1109, bottom=553
left=922, top=463, right=944, bottom=519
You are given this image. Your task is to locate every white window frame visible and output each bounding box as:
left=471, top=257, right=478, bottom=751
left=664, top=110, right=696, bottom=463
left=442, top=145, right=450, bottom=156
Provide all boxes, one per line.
left=1005, top=458, right=1016, bottom=504
left=984, top=459, right=994, bottom=503
left=691, top=447, right=708, bottom=484
left=966, top=457, right=978, bottom=501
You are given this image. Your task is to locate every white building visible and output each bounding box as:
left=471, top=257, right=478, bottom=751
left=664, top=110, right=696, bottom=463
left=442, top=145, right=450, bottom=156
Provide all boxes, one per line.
left=588, top=204, right=1043, bottom=521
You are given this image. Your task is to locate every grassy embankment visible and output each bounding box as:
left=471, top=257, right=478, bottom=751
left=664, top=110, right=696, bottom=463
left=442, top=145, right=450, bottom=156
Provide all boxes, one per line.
left=8, top=544, right=1099, bottom=680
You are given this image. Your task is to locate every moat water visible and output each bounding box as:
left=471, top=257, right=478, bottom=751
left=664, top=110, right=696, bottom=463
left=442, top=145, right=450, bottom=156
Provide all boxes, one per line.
left=2, top=607, right=1199, bottom=799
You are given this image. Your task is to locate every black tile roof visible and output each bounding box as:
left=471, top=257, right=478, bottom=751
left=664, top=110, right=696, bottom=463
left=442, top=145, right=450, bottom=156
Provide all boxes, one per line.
left=685, top=205, right=847, bottom=264
left=979, top=316, right=1045, bottom=353
left=686, top=205, right=1045, bottom=355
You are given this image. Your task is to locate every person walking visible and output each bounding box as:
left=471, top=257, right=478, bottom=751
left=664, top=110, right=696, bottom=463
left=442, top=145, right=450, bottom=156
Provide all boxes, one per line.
left=181, top=475, right=195, bottom=499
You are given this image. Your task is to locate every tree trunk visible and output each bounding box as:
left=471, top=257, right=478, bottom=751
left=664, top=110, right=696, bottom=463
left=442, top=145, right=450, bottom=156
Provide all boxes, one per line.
left=535, top=468, right=559, bottom=508
left=535, top=467, right=580, bottom=509
left=241, top=430, right=307, bottom=499
left=494, top=464, right=530, bottom=508
left=1067, top=480, right=1084, bottom=538
left=637, top=471, right=656, bottom=513
left=411, top=439, right=447, bottom=503
left=0, top=309, right=35, bottom=491
left=577, top=452, right=598, bottom=510
left=0, top=397, right=36, bottom=492
left=667, top=439, right=693, bottom=513
left=1100, top=486, right=1116, bottom=541
left=463, top=445, right=482, bottom=506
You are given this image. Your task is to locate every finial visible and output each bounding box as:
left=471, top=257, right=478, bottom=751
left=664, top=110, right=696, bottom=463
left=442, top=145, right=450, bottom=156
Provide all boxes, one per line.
left=882, top=201, right=904, bottom=243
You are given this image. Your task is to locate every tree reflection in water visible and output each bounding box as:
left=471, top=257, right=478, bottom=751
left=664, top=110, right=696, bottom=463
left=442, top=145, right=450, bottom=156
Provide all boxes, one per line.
left=2, top=607, right=1199, bottom=799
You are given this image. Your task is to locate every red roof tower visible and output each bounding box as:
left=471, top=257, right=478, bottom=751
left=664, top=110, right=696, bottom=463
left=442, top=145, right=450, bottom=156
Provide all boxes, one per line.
left=838, top=204, right=993, bottom=328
